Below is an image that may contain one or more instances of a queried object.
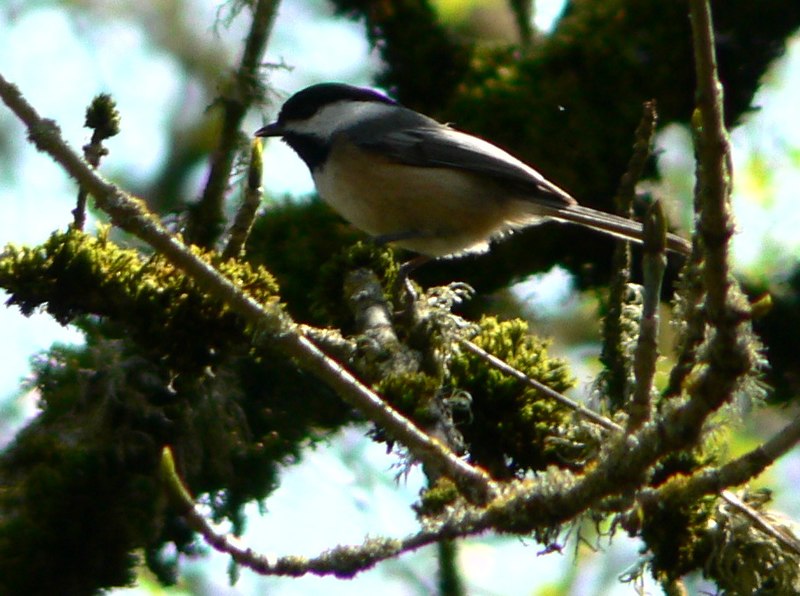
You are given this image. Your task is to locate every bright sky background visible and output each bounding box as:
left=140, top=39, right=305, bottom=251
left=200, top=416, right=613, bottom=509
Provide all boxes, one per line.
left=1, top=1, right=799, bottom=594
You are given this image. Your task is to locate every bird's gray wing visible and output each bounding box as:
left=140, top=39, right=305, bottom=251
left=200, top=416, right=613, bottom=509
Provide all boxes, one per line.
left=352, top=120, right=576, bottom=206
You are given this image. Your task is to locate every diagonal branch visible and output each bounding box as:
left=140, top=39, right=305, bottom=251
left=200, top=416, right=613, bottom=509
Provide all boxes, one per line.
left=681, top=415, right=800, bottom=501
left=162, top=411, right=800, bottom=579
left=461, top=339, right=622, bottom=433
left=720, top=490, right=800, bottom=557
left=640, top=414, right=800, bottom=558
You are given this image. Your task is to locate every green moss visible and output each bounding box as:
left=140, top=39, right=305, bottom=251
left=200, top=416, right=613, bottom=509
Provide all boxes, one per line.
left=449, top=316, right=587, bottom=478
left=0, top=339, right=166, bottom=593
left=704, top=490, right=800, bottom=593
left=376, top=372, right=442, bottom=424
left=0, top=228, right=279, bottom=373
left=639, top=477, right=717, bottom=581
left=0, top=229, right=358, bottom=591
left=311, top=241, right=399, bottom=329
left=415, top=477, right=460, bottom=516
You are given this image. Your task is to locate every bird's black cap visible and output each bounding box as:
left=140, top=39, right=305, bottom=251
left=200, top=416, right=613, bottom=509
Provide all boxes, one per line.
left=256, top=83, right=397, bottom=137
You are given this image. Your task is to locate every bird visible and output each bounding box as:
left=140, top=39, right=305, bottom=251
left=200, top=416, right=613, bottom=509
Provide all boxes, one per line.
left=255, top=82, right=691, bottom=261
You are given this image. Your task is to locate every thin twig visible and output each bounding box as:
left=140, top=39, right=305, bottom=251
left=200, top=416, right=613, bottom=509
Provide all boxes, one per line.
left=161, top=444, right=533, bottom=579
left=616, top=100, right=658, bottom=215
left=74, top=94, right=120, bottom=229
left=161, top=447, right=278, bottom=571
left=688, top=415, right=800, bottom=498
left=461, top=339, right=622, bottom=433
left=600, top=100, right=658, bottom=411
left=626, top=201, right=667, bottom=432
left=162, top=438, right=478, bottom=576
left=222, top=138, right=264, bottom=259
left=187, top=0, right=280, bottom=247
left=690, top=0, right=735, bottom=311
left=721, top=490, right=800, bottom=557
left=662, top=257, right=706, bottom=398
left=663, top=111, right=710, bottom=400
left=641, top=415, right=800, bottom=557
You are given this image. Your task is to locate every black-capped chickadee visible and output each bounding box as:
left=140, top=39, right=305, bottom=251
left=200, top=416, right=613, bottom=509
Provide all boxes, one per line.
left=255, top=83, right=691, bottom=258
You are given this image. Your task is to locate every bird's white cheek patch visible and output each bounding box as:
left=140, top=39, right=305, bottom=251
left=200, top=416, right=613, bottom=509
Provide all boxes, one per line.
left=286, top=101, right=394, bottom=140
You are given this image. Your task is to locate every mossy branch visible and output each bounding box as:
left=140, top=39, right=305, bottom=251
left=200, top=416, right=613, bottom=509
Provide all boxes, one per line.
left=679, top=415, right=800, bottom=504
left=157, top=407, right=800, bottom=580
left=665, top=0, right=755, bottom=439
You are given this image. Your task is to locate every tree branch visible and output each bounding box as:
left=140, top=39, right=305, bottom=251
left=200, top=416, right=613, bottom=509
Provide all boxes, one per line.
left=186, top=0, right=280, bottom=247
left=626, top=201, right=667, bottom=432
left=665, top=0, right=754, bottom=438
left=720, top=490, right=800, bottom=557
left=74, top=93, right=120, bottom=229
left=682, top=415, right=800, bottom=501
left=222, top=138, right=264, bottom=259
left=600, top=101, right=658, bottom=412
left=639, top=415, right=800, bottom=558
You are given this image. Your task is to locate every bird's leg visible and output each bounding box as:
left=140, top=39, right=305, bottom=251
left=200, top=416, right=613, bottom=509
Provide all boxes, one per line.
left=392, top=255, right=428, bottom=314
left=398, top=255, right=431, bottom=278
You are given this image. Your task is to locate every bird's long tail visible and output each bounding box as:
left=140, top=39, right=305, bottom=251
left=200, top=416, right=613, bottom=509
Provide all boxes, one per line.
left=545, top=204, right=692, bottom=256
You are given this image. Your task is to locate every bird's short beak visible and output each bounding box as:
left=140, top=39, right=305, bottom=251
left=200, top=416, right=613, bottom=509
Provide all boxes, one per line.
left=255, top=122, right=284, bottom=137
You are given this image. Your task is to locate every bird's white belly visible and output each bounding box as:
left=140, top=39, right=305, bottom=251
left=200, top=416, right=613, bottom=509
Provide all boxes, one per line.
left=312, top=145, right=546, bottom=256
